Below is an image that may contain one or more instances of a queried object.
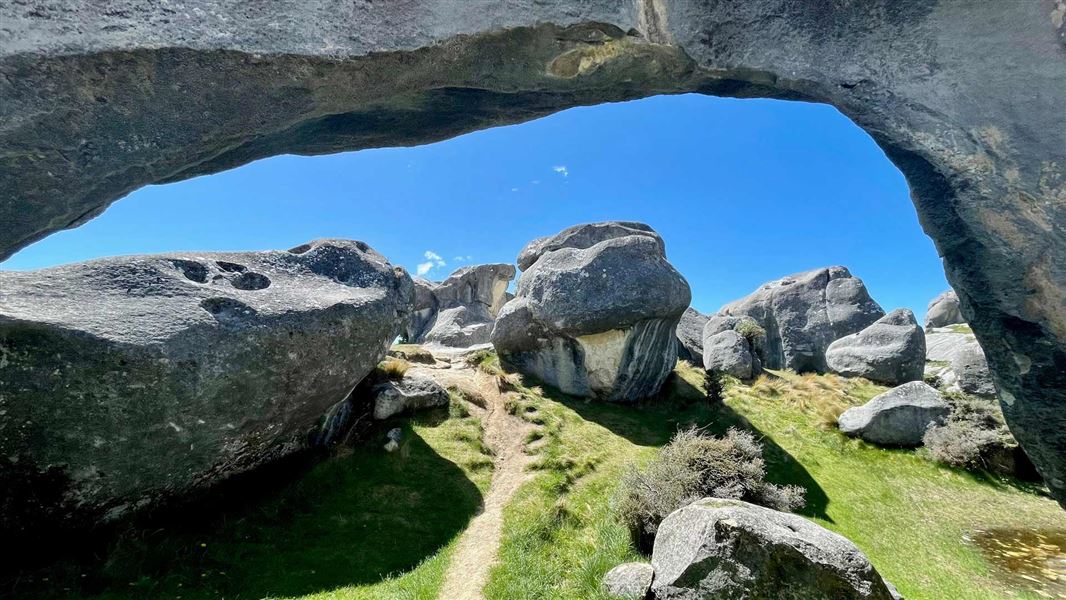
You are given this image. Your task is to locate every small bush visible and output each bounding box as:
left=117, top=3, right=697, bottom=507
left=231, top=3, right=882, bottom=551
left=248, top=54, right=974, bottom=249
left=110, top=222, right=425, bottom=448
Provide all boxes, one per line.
left=362, top=357, right=409, bottom=386
left=735, top=319, right=766, bottom=350
left=617, top=427, right=806, bottom=551
left=923, top=392, right=1029, bottom=477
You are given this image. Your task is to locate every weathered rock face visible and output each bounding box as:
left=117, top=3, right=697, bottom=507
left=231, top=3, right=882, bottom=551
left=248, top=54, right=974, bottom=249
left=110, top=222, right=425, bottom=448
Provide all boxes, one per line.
left=601, top=562, right=654, bottom=600
left=718, top=267, right=885, bottom=373
left=407, top=264, right=516, bottom=347
left=650, top=498, right=895, bottom=600
left=703, top=330, right=758, bottom=380
left=0, top=239, right=413, bottom=536
left=492, top=226, right=690, bottom=402
left=951, top=341, right=997, bottom=398
left=925, top=290, right=964, bottom=330
left=2, top=1, right=1063, bottom=503
left=403, top=278, right=440, bottom=343
left=838, top=382, right=950, bottom=447
left=676, top=307, right=709, bottom=364
left=516, top=221, right=665, bottom=271
left=371, top=376, right=450, bottom=420
left=826, top=309, right=926, bottom=385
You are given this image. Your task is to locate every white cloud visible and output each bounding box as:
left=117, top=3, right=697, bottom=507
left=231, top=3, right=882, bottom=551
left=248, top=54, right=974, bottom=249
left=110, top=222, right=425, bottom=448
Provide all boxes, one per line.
left=424, top=250, right=443, bottom=262
left=416, top=262, right=434, bottom=276
left=416, top=250, right=447, bottom=276
left=553, top=165, right=569, bottom=177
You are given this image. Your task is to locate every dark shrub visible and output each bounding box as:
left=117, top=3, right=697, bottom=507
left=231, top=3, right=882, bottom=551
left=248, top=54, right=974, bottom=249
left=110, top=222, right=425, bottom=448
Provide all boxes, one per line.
left=923, top=392, right=1035, bottom=478
left=617, top=427, right=805, bottom=551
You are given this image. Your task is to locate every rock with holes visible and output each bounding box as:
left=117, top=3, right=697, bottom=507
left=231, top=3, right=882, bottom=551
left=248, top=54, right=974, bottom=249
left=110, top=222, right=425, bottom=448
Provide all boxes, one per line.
left=718, top=267, right=885, bottom=373
left=602, top=562, right=654, bottom=599
left=676, top=307, right=709, bottom=365
left=421, top=263, right=516, bottom=347
left=925, top=290, right=964, bottom=330
left=492, top=223, right=690, bottom=402
left=650, top=498, right=896, bottom=600
left=0, top=239, right=412, bottom=538
left=372, top=376, right=450, bottom=420
left=825, top=309, right=926, bottom=385
left=838, top=381, right=950, bottom=446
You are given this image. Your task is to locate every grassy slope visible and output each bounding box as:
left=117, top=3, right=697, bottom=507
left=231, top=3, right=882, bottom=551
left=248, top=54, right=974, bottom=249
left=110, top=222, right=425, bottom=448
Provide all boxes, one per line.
left=485, top=362, right=1064, bottom=600
left=11, top=405, right=492, bottom=600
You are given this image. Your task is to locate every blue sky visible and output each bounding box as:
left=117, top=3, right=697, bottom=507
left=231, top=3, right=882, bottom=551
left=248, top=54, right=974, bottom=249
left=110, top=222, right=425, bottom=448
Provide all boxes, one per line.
left=2, top=94, right=947, bottom=319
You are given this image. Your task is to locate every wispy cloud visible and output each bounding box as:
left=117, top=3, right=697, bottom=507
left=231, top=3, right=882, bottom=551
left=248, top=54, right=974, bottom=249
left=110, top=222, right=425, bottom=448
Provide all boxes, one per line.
left=416, top=250, right=447, bottom=277
left=453, top=255, right=473, bottom=262
left=553, top=165, right=569, bottom=177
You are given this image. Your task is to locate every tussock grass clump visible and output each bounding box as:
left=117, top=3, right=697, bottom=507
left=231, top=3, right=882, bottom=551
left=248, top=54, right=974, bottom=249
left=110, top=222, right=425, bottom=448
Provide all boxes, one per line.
left=616, top=427, right=805, bottom=550
left=388, top=343, right=435, bottom=364
left=923, top=392, right=1028, bottom=477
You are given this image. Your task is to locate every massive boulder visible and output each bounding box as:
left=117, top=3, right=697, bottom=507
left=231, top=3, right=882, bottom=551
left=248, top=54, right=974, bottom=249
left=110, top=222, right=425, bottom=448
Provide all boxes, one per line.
left=676, top=307, right=709, bottom=364
left=702, top=330, right=757, bottom=380
left=1, top=0, right=1063, bottom=506
left=650, top=498, right=895, bottom=600
left=516, top=221, right=664, bottom=271
left=406, top=263, right=516, bottom=347
left=826, top=309, right=926, bottom=385
left=838, top=382, right=950, bottom=447
left=718, top=267, right=885, bottom=373
left=0, top=239, right=413, bottom=537
left=492, top=225, right=690, bottom=402
left=925, top=290, right=964, bottom=330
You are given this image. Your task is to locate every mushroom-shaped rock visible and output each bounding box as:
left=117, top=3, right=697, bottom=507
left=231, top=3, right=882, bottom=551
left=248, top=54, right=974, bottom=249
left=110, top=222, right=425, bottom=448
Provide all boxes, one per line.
left=650, top=498, right=895, bottom=600
left=718, top=267, right=885, bottom=373
left=372, top=376, right=450, bottom=420
left=601, top=562, right=654, bottom=599
left=516, top=221, right=665, bottom=271
left=925, top=290, right=964, bottom=330
left=826, top=309, right=926, bottom=385
left=676, top=307, right=709, bottom=364
left=837, top=382, right=950, bottom=446
left=492, top=226, right=690, bottom=402
left=0, top=239, right=413, bottom=537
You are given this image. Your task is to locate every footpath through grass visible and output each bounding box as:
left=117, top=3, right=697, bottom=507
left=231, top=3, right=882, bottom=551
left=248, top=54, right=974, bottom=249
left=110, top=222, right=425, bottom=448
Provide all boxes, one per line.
left=8, top=404, right=493, bottom=600
left=484, top=361, right=1065, bottom=600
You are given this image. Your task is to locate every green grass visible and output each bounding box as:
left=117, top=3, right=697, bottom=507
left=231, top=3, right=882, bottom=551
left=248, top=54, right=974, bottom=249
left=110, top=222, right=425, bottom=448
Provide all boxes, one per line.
left=8, top=406, right=493, bottom=600
left=950, top=323, right=975, bottom=334
left=484, top=362, right=1064, bottom=600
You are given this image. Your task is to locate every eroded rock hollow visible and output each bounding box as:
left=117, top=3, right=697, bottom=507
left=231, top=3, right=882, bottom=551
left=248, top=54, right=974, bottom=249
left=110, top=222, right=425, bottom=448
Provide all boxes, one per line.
left=1, top=1, right=1063, bottom=504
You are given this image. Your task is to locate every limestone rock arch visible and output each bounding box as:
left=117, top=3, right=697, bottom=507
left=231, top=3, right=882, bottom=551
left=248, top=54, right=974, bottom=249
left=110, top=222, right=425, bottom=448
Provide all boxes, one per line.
left=1, top=1, right=1064, bottom=505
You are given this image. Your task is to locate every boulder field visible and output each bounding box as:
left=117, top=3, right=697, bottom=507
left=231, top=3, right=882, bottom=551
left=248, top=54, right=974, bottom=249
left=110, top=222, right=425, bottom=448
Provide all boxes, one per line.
left=0, top=239, right=412, bottom=538
left=1, top=0, right=1063, bottom=506
left=492, top=222, right=690, bottom=402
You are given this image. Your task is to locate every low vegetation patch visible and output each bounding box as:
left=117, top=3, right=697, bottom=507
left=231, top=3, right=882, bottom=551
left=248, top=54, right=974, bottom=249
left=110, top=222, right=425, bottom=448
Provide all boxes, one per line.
left=923, top=392, right=1029, bottom=477
left=617, top=427, right=805, bottom=549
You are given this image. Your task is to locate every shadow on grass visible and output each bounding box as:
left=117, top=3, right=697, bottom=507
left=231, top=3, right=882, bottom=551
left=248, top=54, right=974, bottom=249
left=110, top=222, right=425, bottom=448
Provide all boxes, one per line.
left=5, top=418, right=480, bottom=600
left=544, top=381, right=833, bottom=522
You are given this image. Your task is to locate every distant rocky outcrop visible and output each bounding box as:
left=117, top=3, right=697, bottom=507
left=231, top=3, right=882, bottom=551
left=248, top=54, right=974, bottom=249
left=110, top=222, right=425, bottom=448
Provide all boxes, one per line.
left=826, top=309, right=926, bottom=385
left=650, top=498, right=896, bottom=600
left=950, top=341, right=996, bottom=397
left=371, top=376, right=450, bottom=420
left=675, top=307, right=709, bottom=364
left=838, top=382, right=950, bottom=446
left=515, top=221, right=664, bottom=271
left=924, top=328, right=996, bottom=398
left=0, top=239, right=412, bottom=537
left=718, top=267, right=885, bottom=373
left=925, top=290, right=964, bottom=330
left=492, top=223, right=690, bottom=402
left=701, top=315, right=766, bottom=380
left=403, top=263, right=516, bottom=347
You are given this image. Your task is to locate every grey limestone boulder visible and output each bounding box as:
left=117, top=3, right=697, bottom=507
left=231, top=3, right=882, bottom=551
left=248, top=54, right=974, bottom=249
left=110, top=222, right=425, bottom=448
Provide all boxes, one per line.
left=826, top=309, right=926, bottom=385
left=492, top=223, right=690, bottom=402
left=837, top=382, right=950, bottom=447
left=372, top=376, right=450, bottom=420
left=925, top=290, right=964, bottom=330
left=951, top=341, right=996, bottom=397
left=650, top=498, right=895, bottom=600
left=0, top=239, right=413, bottom=536
left=702, top=330, right=757, bottom=380
left=516, top=221, right=664, bottom=271
left=602, top=562, right=654, bottom=599
left=675, top=307, right=709, bottom=364
left=718, top=267, right=884, bottom=373
left=409, top=263, right=516, bottom=347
